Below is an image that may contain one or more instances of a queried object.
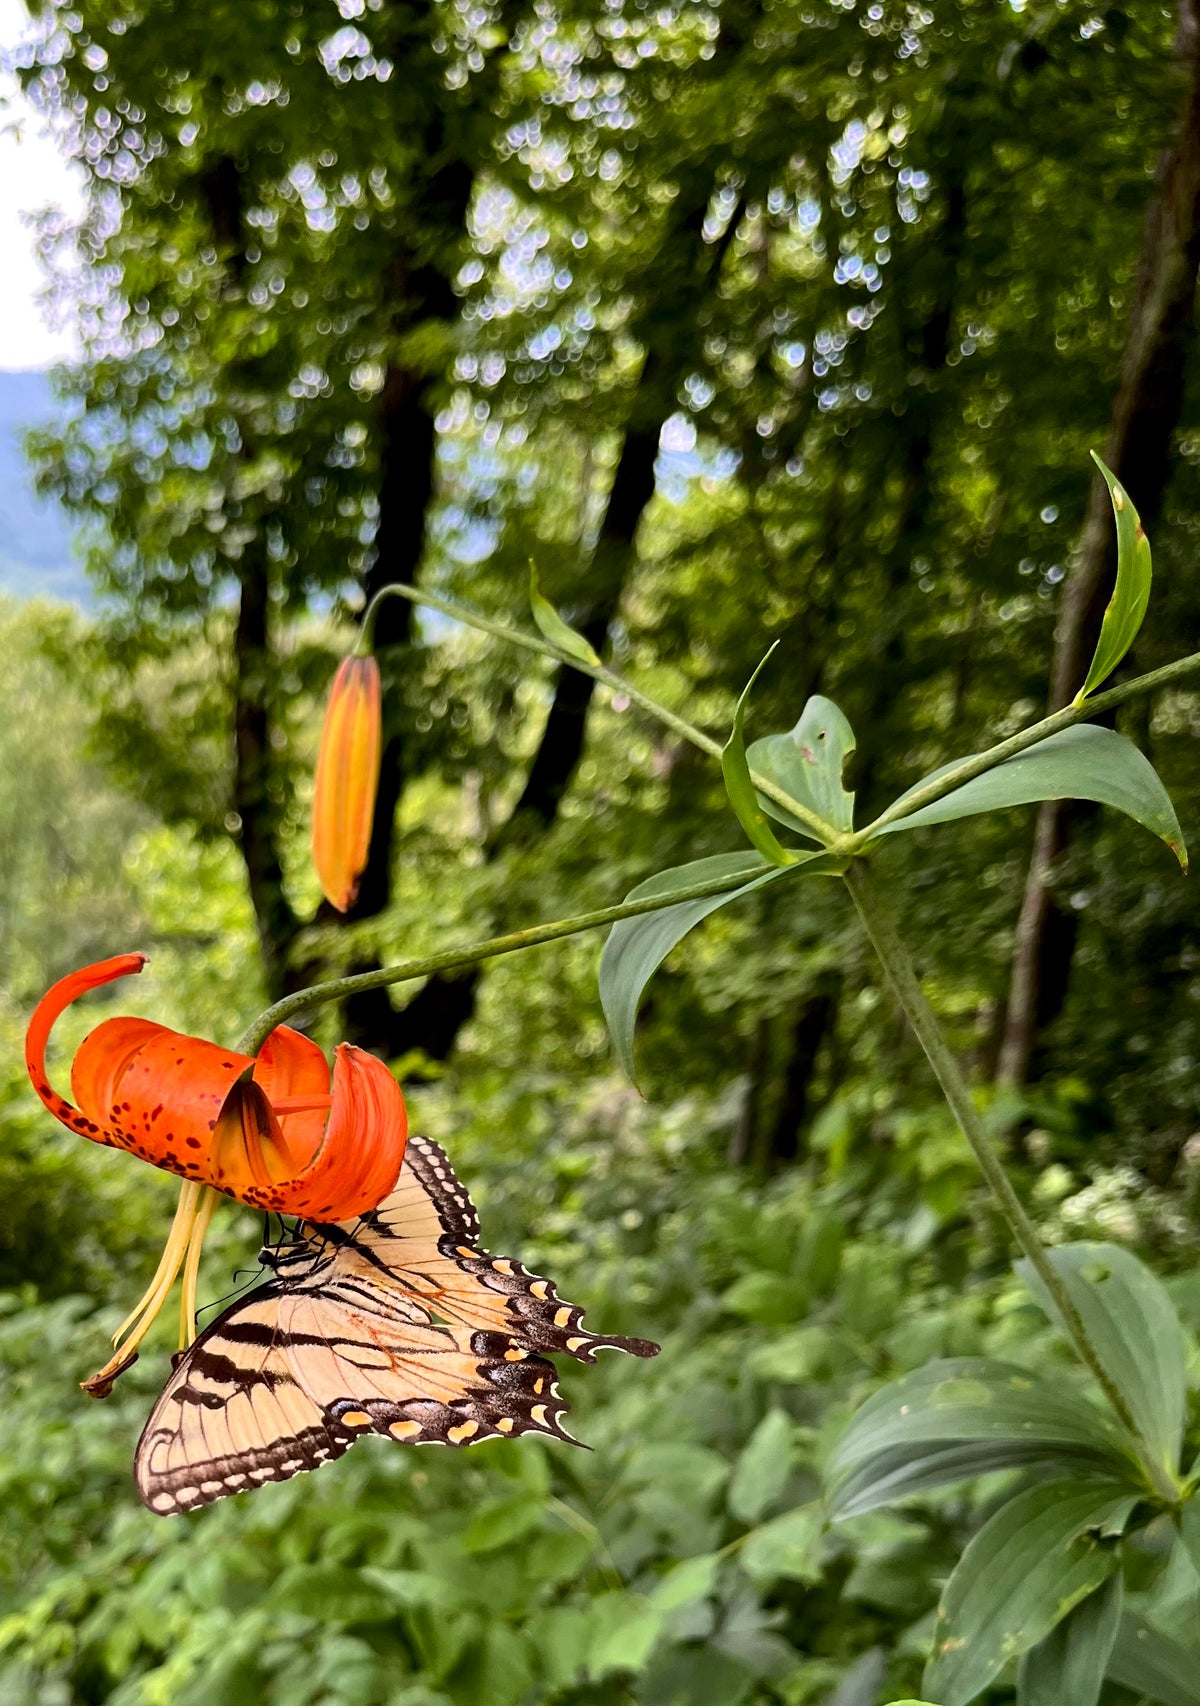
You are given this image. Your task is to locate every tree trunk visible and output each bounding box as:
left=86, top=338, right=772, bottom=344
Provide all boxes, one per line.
left=998, top=0, right=1200, bottom=1089
left=766, top=976, right=841, bottom=1167
left=383, top=188, right=744, bottom=1064
left=233, top=559, right=298, bottom=1001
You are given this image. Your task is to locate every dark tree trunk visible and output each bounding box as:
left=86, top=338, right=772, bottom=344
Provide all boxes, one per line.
left=195, top=151, right=299, bottom=998
left=233, top=560, right=298, bottom=1001
left=998, top=0, right=1200, bottom=1088
left=766, top=976, right=841, bottom=1167
left=384, top=190, right=743, bottom=1064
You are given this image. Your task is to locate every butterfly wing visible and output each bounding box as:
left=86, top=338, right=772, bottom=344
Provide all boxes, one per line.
left=134, top=1279, right=358, bottom=1516
left=280, top=1135, right=659, bottom=1451
left=135, top=1135, right=659, bottom=1513
left=336, top=1135, right=661, bottom=1366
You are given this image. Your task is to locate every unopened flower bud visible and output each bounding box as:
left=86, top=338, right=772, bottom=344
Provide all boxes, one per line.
left=311, top=654, right=382, bottom=913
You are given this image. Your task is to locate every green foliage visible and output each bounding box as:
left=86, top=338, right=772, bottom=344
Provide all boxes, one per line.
left=746, top=700, right=858, bottom=842
left=875, top=725, right=1187, bottom=867
left=528, top=568, right=600, bottom=669
left=1079, top=456, right=1153, bottom=702
left=8, top=0, right=1200, bottom=1699
left=721, top=649, right=801, bottom=865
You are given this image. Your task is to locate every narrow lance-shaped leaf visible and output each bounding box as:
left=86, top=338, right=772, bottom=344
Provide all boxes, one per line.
left=722, top=645, right=801, bottom=865
left=1077, top=454, right=1152, bottom=703
left=1015, top=1242, right=1188, bottom=1481
left=923, top=1479, right=1134, bottom=1706
left=1016, top=1573, right=1123, bottom=1706
left=875, top=724, right=1186, bottom=870
left=598, top=851, right=840, bottom=1084
left=529, top=561, right=601, bottom=666
left=746, top=695, right=857, bottom=837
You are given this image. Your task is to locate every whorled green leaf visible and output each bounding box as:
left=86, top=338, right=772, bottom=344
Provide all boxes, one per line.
left=922, top=1479, right=1134, bottom=1706
left=745, top=695, right=856, bottom=837
left=875, top=724, right=1187, bottom=869
left=528, top=562, right=600, bottom=666
left=722, top=645, right=800, bottom=865
left=827, top=1357, right=1133, bottom=1519
left=1106, top=1614, right=1200, bottom=1706
left=1078, top=454, right=1153, bottom=702
left=1015, top=1242, right=1188, bottom=1482
left=1016, top=1571, right=1123, bottom=1706
left=598, top=850, right=839, bottom=1083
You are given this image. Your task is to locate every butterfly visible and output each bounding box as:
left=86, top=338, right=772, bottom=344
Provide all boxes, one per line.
left=135, top=1135, right=659, bottom=1515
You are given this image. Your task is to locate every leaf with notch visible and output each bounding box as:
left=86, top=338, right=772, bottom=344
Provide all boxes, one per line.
left=1015, top=1242, right=1188, bottom=1480
left=598, top=850, right=839, bottom=1083
left=722, top=645, right=799, bottom=865
left=528, top=562, right=600, bottom=666
left=923, top=1479, right=1135, bottom=1706
left=828, top=1357, right=1133, bottom=1519
left=745, top=695, right=856, bottom=837
left=1078, top=455, right=1152, bottom=702
left=1016, top=1571, right=1122, bottom=1706
left=875, top=725, right=1186, bottom=869
left=1106, top=1614, right=1200, bottom=1706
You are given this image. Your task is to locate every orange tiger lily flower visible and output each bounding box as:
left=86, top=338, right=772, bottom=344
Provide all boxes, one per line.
left=28, top=953, right=408, bottom=1394
left=312, top=653, right=382, bottom=912
left=26, top=953, right=407, bottom=1221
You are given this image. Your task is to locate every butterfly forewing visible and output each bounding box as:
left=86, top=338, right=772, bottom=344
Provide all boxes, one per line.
left=134, top=1135, right=659, bottom=1514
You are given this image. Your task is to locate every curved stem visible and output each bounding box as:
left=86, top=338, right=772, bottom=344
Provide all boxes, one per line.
left=362, top=583, right=835, bottom=844
left=857, top=649, right=1200, bottom=843
left=235, top=862, right=779, bottom=1055
left=844, top=861, right=1181, bottom=1506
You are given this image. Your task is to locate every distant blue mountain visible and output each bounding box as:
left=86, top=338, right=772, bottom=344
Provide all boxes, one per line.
left=0, top=370, right=88, bottom=604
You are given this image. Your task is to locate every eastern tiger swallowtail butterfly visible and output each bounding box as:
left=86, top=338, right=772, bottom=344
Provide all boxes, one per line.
left=135, top=1135, right=659, bottom=1515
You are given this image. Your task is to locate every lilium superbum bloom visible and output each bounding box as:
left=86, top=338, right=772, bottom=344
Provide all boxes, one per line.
left=26, top=952, right=407, bottom=1392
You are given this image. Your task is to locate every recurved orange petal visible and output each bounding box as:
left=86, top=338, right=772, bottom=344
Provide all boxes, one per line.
left=256, top=1043, right=407, bottom=1221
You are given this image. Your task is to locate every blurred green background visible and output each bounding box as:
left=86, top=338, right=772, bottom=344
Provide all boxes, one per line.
left=2, top=0, right=1200, bottom=1701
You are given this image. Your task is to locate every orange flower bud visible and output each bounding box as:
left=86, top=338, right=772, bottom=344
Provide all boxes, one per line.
left=312, top=654, right=382, bottom=912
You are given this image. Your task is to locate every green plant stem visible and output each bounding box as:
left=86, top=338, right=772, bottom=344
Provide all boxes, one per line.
left=234, top=864, right=772, bottom=1056
left=844, top=860, right=1181, bottom=1506
left=858, top=649, right=1200, bottom=842
left=357, top=582, right=834, bottom=844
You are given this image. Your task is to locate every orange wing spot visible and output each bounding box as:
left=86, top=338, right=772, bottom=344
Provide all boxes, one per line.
left=447, top=1420, right=479, bottom=1443
left=456, top=1246, right=477, bottom=1259
left=566, top=1336, right=589, bottom=1352
left=504, top=1348, right=527, bottom=1362
left=340, top=1410, right=373, bottom=1428
left=388, top=1420, right=422, bottom=1441
left=554, top=1307, right=573, bottom=1327
left=533, top=1377, right=546, bottom=1395
left=529, top=1281, right=550, bottom=1300
left=492, top=1259, right=514, bottom=1276
left=495, top=1417, right=514, bottom=1434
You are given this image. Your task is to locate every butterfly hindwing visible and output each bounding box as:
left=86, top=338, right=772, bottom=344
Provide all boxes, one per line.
left=134, top=1135, right=659, bottom=1514
left=134, top=1285, right=358, bottom=1516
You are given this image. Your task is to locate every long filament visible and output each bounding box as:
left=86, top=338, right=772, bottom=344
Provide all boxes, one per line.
left=178, top=1187, right=219, bottom=1350
left=111, top=1181, right=204, bottom=1345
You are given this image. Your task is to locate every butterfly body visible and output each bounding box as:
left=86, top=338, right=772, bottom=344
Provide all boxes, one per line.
left=136, top=1136, right=658, bottom=1515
